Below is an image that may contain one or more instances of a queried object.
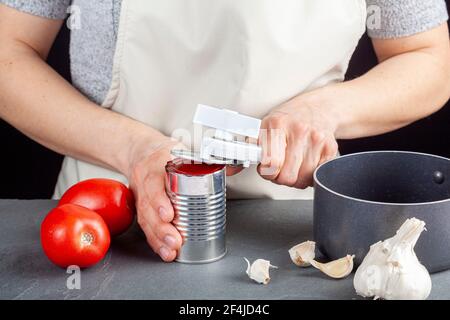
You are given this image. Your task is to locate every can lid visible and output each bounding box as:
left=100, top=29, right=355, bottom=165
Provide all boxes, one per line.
left=171, top=149, right=241, bottom=165
left=166, top=156, right=225, bottom=176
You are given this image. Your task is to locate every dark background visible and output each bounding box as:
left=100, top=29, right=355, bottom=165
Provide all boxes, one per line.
left=1, top=3, right=450, bottom=199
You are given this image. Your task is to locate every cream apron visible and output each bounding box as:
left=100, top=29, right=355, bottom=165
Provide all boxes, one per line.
left=54, top=0, right=367, bottom=199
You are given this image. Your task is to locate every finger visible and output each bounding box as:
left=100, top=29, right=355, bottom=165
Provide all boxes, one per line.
left=226, top=166, right=244, bottom=176
left=144, top=209, right=183, bottom=250
left=319, top=138, right=339, bottom=165
left=139, top=219, right=178, bottom=262
left=275, top=135, right=305, bottom=187
left=144, top=173, right=175, bottom=223
left=137, top=190, right=183, bottom=251
left=295, top=131, right=326, bottom=188
left=258, top=125, right=270, bottom=167
left=258, top=127, right=286, bottom=180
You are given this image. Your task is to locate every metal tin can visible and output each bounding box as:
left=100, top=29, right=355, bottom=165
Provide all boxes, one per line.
left=165, top=158, right=227, bottom=263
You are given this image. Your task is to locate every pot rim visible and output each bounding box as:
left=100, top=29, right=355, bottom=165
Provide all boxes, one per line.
left=313, top=150, right=450, bottom=206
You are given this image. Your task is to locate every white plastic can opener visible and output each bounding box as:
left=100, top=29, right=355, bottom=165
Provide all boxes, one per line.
left=172, top=104, right=263, bottom=167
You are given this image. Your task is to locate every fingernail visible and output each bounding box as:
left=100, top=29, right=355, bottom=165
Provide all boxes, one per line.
left=164, top=235, right=177, bottom=248
left=159, top=246, right=170, bottom=260
left=159, top=207, right=168, bottom=220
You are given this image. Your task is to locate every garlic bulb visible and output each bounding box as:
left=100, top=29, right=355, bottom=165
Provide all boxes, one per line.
left=310, top=255, right=355, bottom=279
left=289, top=241, right=315, bottom=267
left=354, top=218, right=432, bottom=300
left=244, top=258, right=277, bottom=285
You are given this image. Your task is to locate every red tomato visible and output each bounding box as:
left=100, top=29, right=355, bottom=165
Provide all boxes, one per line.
left=41, top=204, right=110, bottom=268
left=59, top=179, right=136, bottom=236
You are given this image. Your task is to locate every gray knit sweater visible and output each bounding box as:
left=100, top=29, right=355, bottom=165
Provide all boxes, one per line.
left=0, top=0, right=448, bottom=105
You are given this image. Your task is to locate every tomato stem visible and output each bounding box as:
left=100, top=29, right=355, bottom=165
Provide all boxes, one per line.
left=81, top=232, right=94, bottom=246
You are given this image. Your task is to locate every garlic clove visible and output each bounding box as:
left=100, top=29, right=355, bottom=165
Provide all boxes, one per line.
left=244, top=258, right=278, bottom=285
left=289, top=241, right=315, bottom=267
left=310, top=255, right=355, bottom=279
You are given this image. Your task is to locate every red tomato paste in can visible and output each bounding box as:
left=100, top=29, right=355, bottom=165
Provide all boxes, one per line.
left=167, top=158, right=225, bottom=176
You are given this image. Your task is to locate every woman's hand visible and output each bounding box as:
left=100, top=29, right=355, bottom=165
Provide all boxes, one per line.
left=258, top=96, right=339, bottom=189
left=126, top=137, right=183, bottom=262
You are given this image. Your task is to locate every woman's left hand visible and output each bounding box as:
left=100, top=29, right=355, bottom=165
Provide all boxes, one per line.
left=257, top=97, right=339, bottom=189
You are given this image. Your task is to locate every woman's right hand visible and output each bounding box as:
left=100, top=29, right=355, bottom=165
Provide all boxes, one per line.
left=126, top=137, right=183, bottom=262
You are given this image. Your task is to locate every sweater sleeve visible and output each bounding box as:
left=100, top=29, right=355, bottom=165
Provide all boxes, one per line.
left=0, top=0, right=71, bottom=19
left=367, top=0, right=449, bottom=39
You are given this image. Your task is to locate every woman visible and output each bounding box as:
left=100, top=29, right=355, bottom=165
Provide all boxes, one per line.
left=0, top=0, right=449, bottom=262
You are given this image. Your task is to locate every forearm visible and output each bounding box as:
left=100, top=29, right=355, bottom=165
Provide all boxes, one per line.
left=0, top=43, right=169, bottom=177
left=292, top=32, right=450, bottom=140
left=328, top=48, right=450, bottom=139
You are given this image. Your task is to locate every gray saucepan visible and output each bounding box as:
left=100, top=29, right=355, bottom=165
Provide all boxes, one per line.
left=313, top=151, right=450, bottom=273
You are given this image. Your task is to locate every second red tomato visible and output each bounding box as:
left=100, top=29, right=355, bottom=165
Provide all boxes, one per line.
left=59, top=178, right=136, bottom=236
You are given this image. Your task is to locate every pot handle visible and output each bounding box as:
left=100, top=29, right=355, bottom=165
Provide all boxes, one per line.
left=433, top=171, right=445, bottom=185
